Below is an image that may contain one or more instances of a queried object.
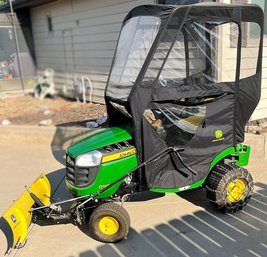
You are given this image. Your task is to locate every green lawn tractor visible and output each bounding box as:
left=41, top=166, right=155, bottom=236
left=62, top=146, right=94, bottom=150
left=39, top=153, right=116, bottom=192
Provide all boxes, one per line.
left=0, top=2, right=264, bottom=254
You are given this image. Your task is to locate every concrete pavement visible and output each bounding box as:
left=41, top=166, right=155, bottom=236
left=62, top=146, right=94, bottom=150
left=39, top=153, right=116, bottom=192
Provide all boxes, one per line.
left=0, top=126, right=266, bottom=158
left=0, top=142, right=266, bottom=257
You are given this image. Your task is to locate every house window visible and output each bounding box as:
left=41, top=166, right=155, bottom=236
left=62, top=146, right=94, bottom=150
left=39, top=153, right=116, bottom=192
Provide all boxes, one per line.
left=249, top=0, right=267, bottom=35
left=47, top=15, right=53, bottom=33
left=232, top=1, right=267, bottom=36
left=231, top=1, right=264, bottom=47
left=240, top=22, right=261, bottom=79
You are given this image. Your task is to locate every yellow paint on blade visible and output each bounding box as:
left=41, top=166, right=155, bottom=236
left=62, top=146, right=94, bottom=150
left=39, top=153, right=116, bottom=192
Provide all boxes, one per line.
left=102, top=148, right=136, bottom=163
left=1, top=174, right=51, bottom=249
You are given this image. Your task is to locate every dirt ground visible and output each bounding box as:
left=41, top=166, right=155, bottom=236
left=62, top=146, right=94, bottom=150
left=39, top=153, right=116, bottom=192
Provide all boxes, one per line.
left=0, top=93, right=106, bottom=127
left=0, top=92, right=266, bottom=131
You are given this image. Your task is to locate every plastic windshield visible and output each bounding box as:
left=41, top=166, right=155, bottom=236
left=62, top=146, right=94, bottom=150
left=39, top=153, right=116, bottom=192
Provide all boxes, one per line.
left=106, top=16, right=161, bottom=101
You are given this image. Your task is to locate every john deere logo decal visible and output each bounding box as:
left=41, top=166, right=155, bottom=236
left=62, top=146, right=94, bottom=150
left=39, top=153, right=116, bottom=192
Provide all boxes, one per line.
left=102, top=148, right=136, bottom=163
left=213, top=130, right=225, bottom=142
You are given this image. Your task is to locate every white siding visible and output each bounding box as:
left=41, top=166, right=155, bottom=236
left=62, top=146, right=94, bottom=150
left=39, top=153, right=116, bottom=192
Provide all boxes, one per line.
left=31, top=0, right=154, bottom=103
left=31, top=0, right=267, bottom=118
left=222, top=0, right=267, bottom=120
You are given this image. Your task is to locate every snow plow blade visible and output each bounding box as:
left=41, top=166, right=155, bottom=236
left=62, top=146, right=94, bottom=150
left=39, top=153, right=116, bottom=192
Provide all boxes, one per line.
left=0, top=174, right=51, bottom=254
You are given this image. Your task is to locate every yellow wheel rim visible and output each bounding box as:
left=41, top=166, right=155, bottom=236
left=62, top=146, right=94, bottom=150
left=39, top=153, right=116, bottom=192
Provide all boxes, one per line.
left=227, top=178, right=247, bottom=203
left=99, top=216, right=119, bottom=235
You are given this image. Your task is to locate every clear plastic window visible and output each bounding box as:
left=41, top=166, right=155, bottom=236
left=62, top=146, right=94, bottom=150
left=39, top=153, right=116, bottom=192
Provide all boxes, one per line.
left=143, top=21, right=239, bottom=87
left=107, top=16, right=161, bottom=100
left=178, top=22, right=238, bottom=84
left=144, top=103, right=206, bottom=146
left=213, top=22, right=238, bottom=82
left=159, top=31, right=186, bottom=83
left=240, top=22, right=261, bottom=79
left=143, top=27, right=178, bottom=86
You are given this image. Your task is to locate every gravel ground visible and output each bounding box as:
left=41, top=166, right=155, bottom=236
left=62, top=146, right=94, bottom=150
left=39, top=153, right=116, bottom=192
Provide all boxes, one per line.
left=0, top=93, right=106, bottom=127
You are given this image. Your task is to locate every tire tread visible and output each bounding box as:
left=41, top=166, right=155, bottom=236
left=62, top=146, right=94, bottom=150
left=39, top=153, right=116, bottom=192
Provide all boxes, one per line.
left=89, top=202, right=130, bottom=243
left=206, top=163, right=253, bottom=212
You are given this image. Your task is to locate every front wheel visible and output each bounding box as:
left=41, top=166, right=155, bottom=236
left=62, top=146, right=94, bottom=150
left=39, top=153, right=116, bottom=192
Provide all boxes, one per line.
left=89, top=202, right=130, bottom=243
left=206, top=163, right=253, bottom=212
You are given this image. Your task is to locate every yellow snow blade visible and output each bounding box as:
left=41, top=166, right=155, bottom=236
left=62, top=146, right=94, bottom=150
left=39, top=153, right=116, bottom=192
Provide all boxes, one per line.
left=0, top=174, right=51, bottom=252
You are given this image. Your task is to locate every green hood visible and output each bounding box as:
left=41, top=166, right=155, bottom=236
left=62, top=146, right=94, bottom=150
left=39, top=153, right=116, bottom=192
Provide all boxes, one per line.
left=67, top=127, right=132, bottom=158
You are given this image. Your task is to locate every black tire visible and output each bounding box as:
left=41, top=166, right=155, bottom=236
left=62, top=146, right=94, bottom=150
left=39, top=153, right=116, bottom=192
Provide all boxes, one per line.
left=89, top=202, right=130, bottom=243
left=206, top=163, right=253, bottom=212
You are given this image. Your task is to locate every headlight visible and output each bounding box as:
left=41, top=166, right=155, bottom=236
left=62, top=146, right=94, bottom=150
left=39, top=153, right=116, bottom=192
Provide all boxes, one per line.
left=75, top=150, right=102, bottom=167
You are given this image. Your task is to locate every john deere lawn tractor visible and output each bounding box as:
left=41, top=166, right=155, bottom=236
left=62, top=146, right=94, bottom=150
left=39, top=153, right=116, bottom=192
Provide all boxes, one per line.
left=0, top=2, right=264, bottom=254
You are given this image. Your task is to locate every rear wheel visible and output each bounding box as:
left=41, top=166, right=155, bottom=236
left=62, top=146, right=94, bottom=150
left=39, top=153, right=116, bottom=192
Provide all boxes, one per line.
left=206, top=163, right=253, bottom=212
left=89, top=202, right=130, bottom=243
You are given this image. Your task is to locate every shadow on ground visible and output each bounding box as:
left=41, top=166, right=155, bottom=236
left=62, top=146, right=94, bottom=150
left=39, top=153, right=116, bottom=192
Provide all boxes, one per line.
left=1, top=168, right=266, bottom=257
left=67, top=182, right=267, bottom=257
left=31, top=167, right=267, bottom=257
left=30, top=169, right=267, bottom=257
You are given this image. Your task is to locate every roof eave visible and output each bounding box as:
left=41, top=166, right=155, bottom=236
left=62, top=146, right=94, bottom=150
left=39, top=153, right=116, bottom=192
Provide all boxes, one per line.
left=0, top=0, right=57, bottom=12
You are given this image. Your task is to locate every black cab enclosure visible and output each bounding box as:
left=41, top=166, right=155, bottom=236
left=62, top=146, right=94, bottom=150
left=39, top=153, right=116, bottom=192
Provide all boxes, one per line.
left=105, top=3, right=264, bottom=190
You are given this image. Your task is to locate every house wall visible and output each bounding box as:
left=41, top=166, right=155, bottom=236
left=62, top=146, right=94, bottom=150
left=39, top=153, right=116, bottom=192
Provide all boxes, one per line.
left=30, top=0, right=154, bottom=103
left=31, top=0, right=266, bottom=119
left=221, top=0, right=267, bottom=120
